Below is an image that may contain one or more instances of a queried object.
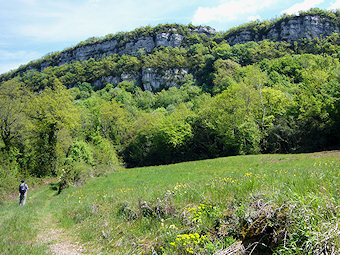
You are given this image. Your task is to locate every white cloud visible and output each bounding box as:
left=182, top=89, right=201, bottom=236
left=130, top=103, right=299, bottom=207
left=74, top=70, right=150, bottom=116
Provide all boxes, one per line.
left=328, top=0, right=340, bottom=10
left=281, top=0, right=324, bottom=15
left=192, top=0, right=277, bottom=24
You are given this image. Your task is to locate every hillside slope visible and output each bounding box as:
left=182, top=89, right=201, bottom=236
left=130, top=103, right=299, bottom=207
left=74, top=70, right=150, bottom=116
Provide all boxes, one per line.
left=0, top=152, right=339, bottom=254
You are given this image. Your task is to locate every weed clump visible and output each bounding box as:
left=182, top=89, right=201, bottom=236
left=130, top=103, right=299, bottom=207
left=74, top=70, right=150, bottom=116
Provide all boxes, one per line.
left=117, top=190, right=176, bottom=221
left=239, top=199, right=289, bottom=254
left=117, top=202, right=137, bottom=220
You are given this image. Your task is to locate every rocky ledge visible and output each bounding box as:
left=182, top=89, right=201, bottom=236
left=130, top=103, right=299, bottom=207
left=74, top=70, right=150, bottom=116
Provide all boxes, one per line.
left=40, top=26, right=216, bottom=70
left=226, top=14, right=339, bottom=45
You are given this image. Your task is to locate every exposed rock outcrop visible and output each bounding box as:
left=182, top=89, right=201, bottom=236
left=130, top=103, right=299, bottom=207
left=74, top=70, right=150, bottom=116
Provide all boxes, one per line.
left=89, top=68, right=189, bottom=92
left=91, top=76, right=120, bottom=90
left=226, top=14, right=339, bottom=45
left=37, top=14, right=338, bottom=70
left=91, top=73, right=140, bottom=90
left=142, top=68, right=189, bottom=91
left=39, top=26, right=215, bottom=71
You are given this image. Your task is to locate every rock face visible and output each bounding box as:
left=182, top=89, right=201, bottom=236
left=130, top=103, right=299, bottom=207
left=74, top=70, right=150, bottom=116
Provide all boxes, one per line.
left=39, top=26, right=216, bottom=70
left=155, top=33, right=184, bottom=48
left=90, top=68, right=189, bottom=92
left=91, top=76, right=121, bottom=90
left=226, top=14, right=339, bottom=45
left=40, top=15, right=338, bottom=70
left=91, top=73, right=141, bottom=90
left=142, top=68, right=189, bottom=91
left=59, top=40, right=119, bottom=65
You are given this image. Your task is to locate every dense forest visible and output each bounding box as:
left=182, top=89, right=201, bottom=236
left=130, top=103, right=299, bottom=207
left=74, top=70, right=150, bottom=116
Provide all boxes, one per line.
left=0, top=9, right=339, bottom=196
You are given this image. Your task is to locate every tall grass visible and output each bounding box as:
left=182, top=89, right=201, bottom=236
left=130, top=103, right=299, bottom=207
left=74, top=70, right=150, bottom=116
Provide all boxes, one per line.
left=0, top=152, right=339, bottom=254
left=51, top=152, right=339, bottom=254
left=0, top=187, right=50, bottom=254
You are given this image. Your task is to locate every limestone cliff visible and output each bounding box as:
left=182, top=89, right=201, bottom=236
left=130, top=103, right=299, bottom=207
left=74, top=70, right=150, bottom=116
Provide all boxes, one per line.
left=142, top=68, right=189, bottom=91
left=90, top=68, right=190, bottom=92
left=225, top=14, right=339, bottom=45
left=33, top=13, right=339, bottom=76
left=39, top=25, right=216, bottom=70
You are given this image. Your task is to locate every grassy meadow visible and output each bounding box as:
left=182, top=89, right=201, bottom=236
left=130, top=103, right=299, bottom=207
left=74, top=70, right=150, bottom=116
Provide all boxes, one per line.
left=0, top=151, right=339, bottom=254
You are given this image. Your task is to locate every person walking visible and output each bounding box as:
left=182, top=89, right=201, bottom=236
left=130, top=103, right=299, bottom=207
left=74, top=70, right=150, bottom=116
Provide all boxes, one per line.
left=19, top=179, right=28, bottom=206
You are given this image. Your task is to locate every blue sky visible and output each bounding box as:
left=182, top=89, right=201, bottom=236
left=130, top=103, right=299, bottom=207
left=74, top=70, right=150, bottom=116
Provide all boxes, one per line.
left=0, top=0, right=339, bottom=74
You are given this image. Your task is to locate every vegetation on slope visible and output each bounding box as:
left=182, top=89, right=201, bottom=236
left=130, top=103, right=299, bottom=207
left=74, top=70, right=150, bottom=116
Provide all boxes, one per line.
left=0, top=152, right=339, bottom=254
left=1, top=40, right=340, bottom=196
left=0, top=8, right=339, bottom=204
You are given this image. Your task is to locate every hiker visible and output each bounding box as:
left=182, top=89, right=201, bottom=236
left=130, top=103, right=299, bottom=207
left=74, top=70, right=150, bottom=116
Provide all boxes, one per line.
left=19, top=179, right=28, bottom=206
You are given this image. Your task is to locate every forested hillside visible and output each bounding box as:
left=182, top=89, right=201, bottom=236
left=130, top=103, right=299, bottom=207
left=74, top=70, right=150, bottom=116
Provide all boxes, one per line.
left=0, top=9, right=339, bottom=197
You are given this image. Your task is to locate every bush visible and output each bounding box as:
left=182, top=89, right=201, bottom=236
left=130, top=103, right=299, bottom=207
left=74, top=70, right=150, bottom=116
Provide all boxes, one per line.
left=58, top=160, right=91, bottom=194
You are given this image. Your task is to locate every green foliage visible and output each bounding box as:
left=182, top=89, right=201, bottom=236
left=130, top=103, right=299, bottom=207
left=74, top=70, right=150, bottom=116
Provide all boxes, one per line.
left=25, top=81, right=80, bottom=176
left=211, top=59, right=240, bottom=94
left=0, top=150, right=21, bottom=198
left=143, top=47, right=189, bottom=69
left=199, top=82, right=262, bottom=155
left=68, top=140, right=94, bottom=165
left=58, top=136, right=119, bottom=193
left=91, top=136, right=119, bottom=170
left=1, top=52, right=339, bottom=171
left=0, top=13, right=339, bottom=174
left=76, top=82, right=93, bottom=99
left=121, top=112, right=163, bottom=167
left=153, top=104, right=194, bottom=148
left=135, top=89, right=156, bottom=110
left=58, top=161, right=90, bottom=193
left=0, top=79, right=29, bottom=152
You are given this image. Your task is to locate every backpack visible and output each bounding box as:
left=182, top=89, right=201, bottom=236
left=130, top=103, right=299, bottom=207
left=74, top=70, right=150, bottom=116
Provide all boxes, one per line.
left=19, top=184, right=27, bottom=195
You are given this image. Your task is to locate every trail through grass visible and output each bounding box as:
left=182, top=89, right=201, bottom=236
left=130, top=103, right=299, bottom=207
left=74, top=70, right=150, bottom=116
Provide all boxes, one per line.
left=0, top=184, right=85, bottom=255
left=35, top=187, right=85, bottom=255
